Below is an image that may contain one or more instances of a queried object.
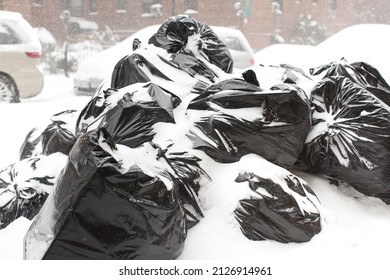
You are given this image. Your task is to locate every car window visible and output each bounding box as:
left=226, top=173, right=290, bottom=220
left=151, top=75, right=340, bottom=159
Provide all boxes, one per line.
left=220, top=36, right=244, bottom=51
left=0, top=22, right=21, bottom=44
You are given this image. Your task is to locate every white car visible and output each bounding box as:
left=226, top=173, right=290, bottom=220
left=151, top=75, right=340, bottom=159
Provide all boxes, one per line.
left=0, top=11, right=44, bottom=102
left=73, top=25, right=159, bottom=96
left=73, top=25, right=254, bottom=95
left=211, top=26, right=255, bottom=69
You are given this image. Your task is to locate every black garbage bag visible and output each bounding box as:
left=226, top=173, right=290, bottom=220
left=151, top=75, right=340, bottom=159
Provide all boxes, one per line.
left=0, top=153, right=67, bottom=229
left=98, top=98, right=206, bottom=222
left=310, top=58, right=390, bottom=105
left=76, top=83, right=181, bottom=136
left=111, top=53, right=173, bottom=89
left=100, top=99, right=175, bottom=148
left=149, top=15, right=233, bottom=74
left=234, top=168, right=322, bottom=243
left=24, top=128, right=189, bottom=260
left=295, top=76, right=390, bottom=203
left=20, top=110, right=78, bottom=160
left=158, top=50, right=219, bottom=83
left=187, top=78, right=311, bottom=167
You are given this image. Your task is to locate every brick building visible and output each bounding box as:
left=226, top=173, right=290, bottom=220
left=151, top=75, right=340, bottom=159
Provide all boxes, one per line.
left=0, top=0, right=387, bottom=50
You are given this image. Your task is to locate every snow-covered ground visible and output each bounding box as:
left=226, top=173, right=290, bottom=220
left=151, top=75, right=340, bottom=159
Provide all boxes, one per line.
left=1, top=23, right=390, bottom=280
left=0, top=76, right=389, bottom=278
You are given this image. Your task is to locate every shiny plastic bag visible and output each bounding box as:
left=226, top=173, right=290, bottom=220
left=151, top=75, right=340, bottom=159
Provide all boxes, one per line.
left=20, top=110, right=78, bottom=160
left=76, top=83, right=180, bottom=136
left=0, top=153, right=67, bottom=229
left=111, top=53, right=173, bottom=89
left=149, top=15, right=233, bottom=74
left=296, top=76, right=390, bottom=203
left=99, top=96, right=205, bottom=220
left=24, top=128, right=188, bottom=260
left=235, top=166, right=322, bottom=243
left=310, top=58, right=390, bottom=105
left=100, top=99, right=175, bottom=148
left=187, top=78, right=311, bottom=167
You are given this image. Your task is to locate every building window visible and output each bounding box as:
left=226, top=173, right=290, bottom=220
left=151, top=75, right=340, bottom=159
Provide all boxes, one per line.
left=90, top=0, right=98, bottom=13
left=33, top=0, right=42, bottom=6
left=61, top=0, right=70, bottom=10
left=61, top=0, right=84, bottom=17
left=141, top=0, right=162, bottom=16
left=184, top=0, right=198, bottom=15
left=328, top=0, right=336, bottom=11
left=312, top=0, right=318, bottom=5
left=117, top=0, right=127, bottom=12
left=67, top=0, right=84, bottom=17
left=272, top=0, right=283, bottom=14
left=184, top=0, right=198, bottom=11
left=0, top=0, right=5, bottom=10
left=328, top=0, right=337, bottom=17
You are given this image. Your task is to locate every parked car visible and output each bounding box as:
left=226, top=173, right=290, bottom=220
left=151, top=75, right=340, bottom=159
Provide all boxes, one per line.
left=73, top=25, right=254, bottom=95
left=73, top=25, right=158, bottom=95
left=0, top=11, right=44, bottom=102
left=211, top=26, right=255, bottom=69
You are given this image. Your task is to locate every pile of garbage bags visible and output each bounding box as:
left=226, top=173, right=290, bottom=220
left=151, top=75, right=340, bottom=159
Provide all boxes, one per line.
left=1, top=16, right=390, bottom=259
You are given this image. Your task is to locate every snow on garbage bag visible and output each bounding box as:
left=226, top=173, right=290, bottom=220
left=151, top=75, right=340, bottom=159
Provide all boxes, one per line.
left=111, top=53, right=173, bottom=89
left=110, top=37, right=222, bottom=92
left=100, top=98, right=175, bottom=149
left=295, top=76, right=390, bottom=203
left=251, top=64, right=314, bottom=92
left=149, top=15, right=233, bottom=74
left=310, top=58, right=390, bottom=105
left=20, top=110, right=78, bottom=160
left=0, top=153, right=67, bottom=229
left=97, top=97, right=206, bottom=223
left=186, top=77, right=311, bottom=167
left=234, top=155, right=322, bottom=243
left=76, top=82, right=181, bottom=136
left=24, top=128, right=193, bottom=260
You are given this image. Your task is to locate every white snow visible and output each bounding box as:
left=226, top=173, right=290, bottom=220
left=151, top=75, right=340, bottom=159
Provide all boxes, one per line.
left=0, top=23, right=389, bottom=280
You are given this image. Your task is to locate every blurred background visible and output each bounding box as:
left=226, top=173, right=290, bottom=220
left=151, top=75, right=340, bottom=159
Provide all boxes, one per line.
left=1, top=0, right=389, bottom=75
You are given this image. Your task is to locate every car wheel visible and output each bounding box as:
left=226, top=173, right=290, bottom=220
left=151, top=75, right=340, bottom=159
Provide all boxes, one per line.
left=0, top=74, right=20, bottom=103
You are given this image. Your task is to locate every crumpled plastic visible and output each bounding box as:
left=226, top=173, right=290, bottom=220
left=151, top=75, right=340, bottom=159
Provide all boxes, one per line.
left=0, top=153, right=67, bottom=229
left=149, top=15, right=233, bottom=74
left=310, top=58, right=390, bottom=105
left=295, top=76, right=390, bottom=203
left=235, top=168, right=322, bottom=243
left=24, top=128, right=193, bottom=260
left=111, top=53, right=173, bottom=89
left=186, top=77, right=311, bottom=167
left=13, top=16, right=331, bottom=261
left=19, top=110, right=78, bottom=160
left=100, top=98, right=175, bottom=148
left=76, top=82, right=181, bottom=136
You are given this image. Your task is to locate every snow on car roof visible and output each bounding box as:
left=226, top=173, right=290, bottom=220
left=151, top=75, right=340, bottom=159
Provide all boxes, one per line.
left=0, top=11, right=23, bottom=21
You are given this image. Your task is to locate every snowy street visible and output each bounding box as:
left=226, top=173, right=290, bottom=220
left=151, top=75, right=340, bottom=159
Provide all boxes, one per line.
left=1, top=3, right=390, bottom=277
left=0, top=74, right=389, bottom=277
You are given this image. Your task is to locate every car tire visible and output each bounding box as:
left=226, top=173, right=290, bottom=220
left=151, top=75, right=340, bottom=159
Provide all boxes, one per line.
left=0, top=74, right=20, bottom=103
